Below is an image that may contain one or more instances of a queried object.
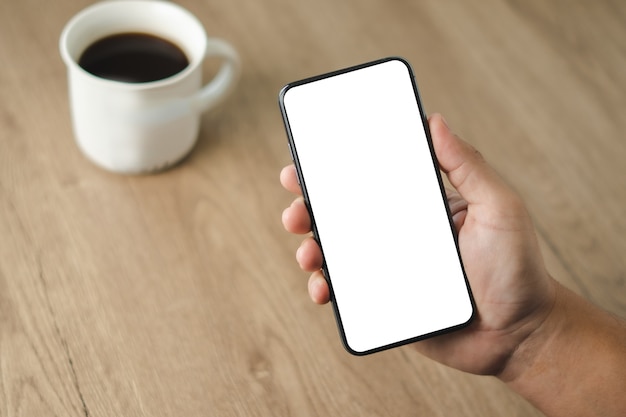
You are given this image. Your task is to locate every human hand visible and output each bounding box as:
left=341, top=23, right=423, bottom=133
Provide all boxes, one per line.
left=280, top=114, right=556, bottom=377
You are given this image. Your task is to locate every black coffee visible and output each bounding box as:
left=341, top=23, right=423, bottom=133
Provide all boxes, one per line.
left=78, top=33, right=189, bottom=83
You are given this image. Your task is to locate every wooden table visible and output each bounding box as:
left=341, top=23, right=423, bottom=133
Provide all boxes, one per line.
left=1, top=1, right=625, bottom=416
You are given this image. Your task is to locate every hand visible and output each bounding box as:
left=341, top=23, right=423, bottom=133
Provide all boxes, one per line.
left=280, top=114, right=556, bottom=377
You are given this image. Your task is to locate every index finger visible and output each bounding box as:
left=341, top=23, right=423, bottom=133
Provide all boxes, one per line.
left=280, top=164, right=302, bottom=195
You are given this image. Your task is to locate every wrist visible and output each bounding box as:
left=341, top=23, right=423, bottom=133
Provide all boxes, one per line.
left=495, top=277, right=561, bottom=385
left=496, top=278, right=564, bottom=386
left=498, top=280, right=626, bottom=417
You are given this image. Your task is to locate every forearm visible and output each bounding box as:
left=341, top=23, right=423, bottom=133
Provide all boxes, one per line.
left=500, top=280, right=626, bottom=417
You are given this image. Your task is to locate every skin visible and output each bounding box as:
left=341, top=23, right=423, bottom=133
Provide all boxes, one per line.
left=280, top=113, right=626, bottom=417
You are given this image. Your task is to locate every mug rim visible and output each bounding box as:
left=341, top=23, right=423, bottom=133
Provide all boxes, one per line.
left=60, top=0, right=208, bottom=90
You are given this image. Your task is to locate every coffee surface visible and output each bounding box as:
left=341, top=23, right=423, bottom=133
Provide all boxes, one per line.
left=79, top=33, right=189, bottom=83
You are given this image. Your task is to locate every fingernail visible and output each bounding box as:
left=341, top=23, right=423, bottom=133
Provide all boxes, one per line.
left=440, top=115, right=449, bottom=129
left=296, top=245, right=303, bottom=263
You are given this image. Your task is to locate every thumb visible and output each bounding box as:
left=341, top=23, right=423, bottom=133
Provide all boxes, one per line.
left=429, top=113, right=511, bottom=205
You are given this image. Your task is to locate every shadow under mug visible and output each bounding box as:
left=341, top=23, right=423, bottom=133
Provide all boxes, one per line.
left=60, top=0, right=240, bottom=174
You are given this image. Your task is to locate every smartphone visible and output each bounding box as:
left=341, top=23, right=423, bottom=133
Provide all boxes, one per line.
left=279, top=57, right=474, bottom=355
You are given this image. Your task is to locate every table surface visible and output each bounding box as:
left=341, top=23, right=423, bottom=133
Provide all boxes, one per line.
left=1, top=1, right=625, bottom=416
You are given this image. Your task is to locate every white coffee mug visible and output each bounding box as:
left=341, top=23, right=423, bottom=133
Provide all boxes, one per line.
left=60, top=0, right=240, bottom=173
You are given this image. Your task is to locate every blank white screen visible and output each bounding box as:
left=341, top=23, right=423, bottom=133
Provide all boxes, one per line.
left=282, top=59, right=473, bottom=354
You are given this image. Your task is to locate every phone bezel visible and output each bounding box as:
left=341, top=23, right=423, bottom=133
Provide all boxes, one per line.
left=279, top=57, right=475, bottom=355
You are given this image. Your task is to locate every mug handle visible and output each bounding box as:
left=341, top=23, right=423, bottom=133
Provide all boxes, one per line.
left=192, top=38, right=240, bottom=112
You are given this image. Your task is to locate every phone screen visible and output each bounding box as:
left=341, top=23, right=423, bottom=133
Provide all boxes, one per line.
left=279, top=58, right=474, bottom=355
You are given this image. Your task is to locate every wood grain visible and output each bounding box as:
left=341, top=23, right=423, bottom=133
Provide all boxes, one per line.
left=0, top=0, right=624, bottom=416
